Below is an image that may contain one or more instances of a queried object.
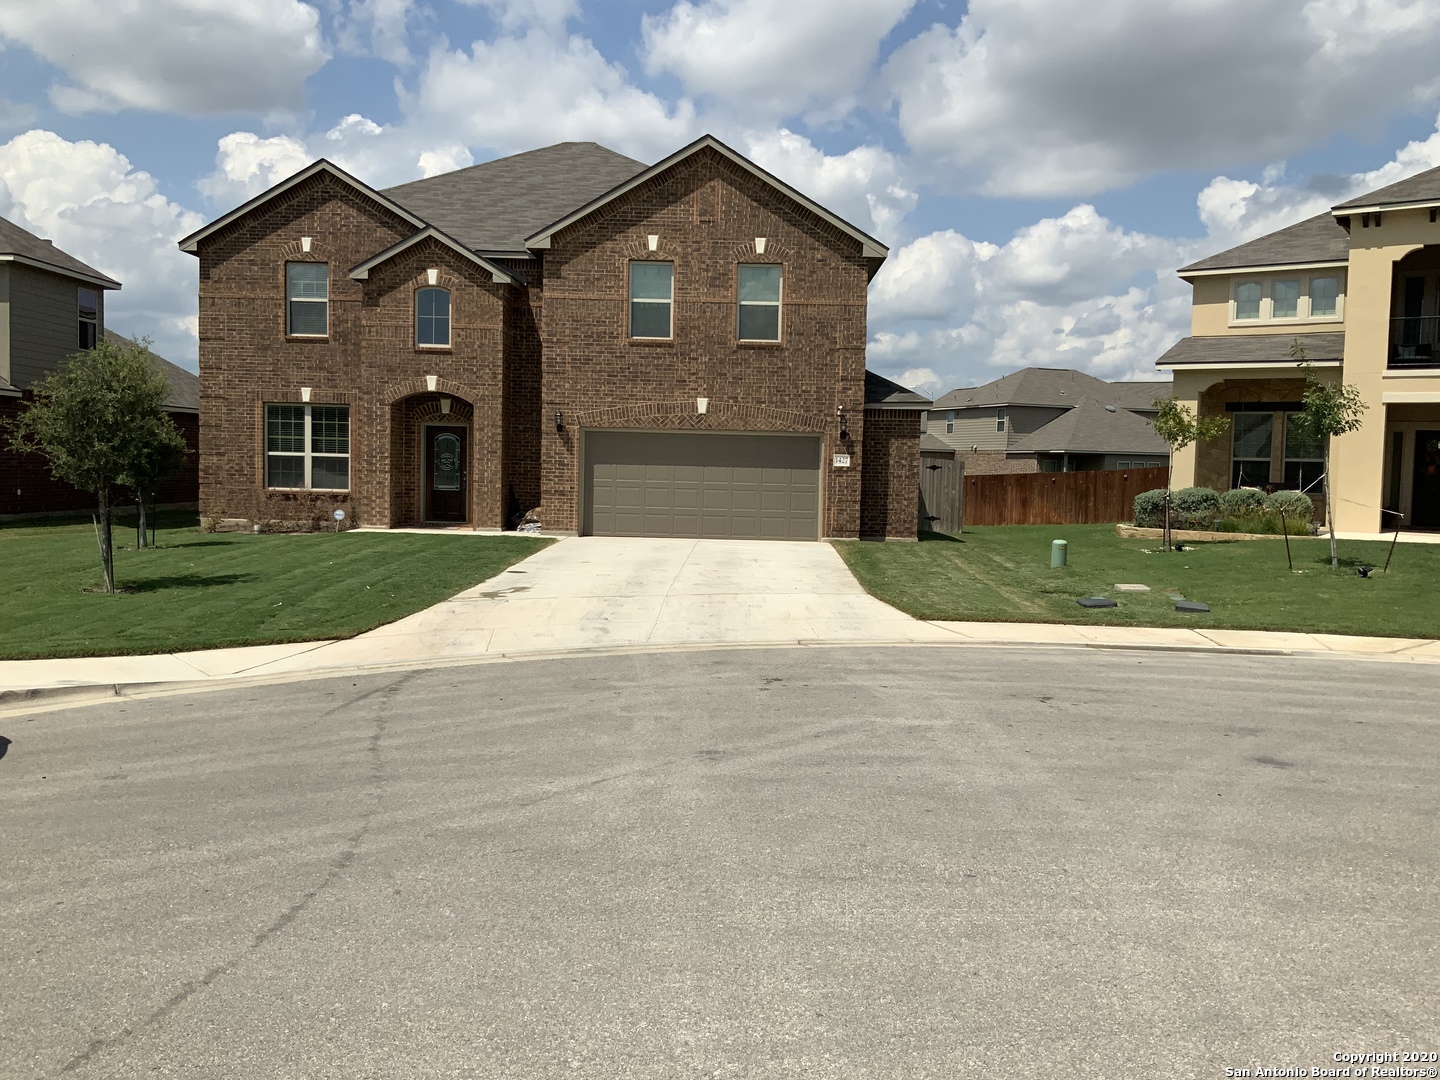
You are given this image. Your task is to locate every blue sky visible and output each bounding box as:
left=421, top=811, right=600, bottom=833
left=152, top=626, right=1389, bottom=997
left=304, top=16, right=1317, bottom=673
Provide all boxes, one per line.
left=3, top=0, right=1440, bottom=394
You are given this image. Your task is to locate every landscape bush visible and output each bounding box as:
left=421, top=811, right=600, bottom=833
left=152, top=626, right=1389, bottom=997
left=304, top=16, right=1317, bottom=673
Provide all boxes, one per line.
left=1220, top=487, right=1268, bottom=517
left=1216, top=511, right=1312, bottom=536
left=1170, top=486, right=1222, bottom=529
left=1265, top=489, right=1316, bottom=522
left=1133, top=488, right=1170, bottom=527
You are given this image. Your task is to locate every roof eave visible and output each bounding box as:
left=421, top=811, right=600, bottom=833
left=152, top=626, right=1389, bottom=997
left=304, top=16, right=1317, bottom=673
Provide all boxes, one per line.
left=0, top=253, right=121, bottom=290
left=177, top=159, right=429, bottom=255
left=1332, top=199, right=1440, bottom=216
left=348, top=227, right=524, bottom=286
left=1156, top=360, right=1341, bottom=371
left=522, top=134, right=889, bottom=260
left=1179, top=259, right=1350, bottom=278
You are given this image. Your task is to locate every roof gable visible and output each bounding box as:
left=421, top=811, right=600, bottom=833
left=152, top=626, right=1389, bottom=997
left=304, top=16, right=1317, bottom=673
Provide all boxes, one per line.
left=523, top=134, right=888, bottom=261
left=383, top=143, right=647, bottom=255
left=0, top=214, right=121, bottom=289
left=177, top=159, right=426, bottom=255
left=1179, top=212, right=1351, bottom=275
left=349, top=227, right=523, bottom=285
left=932, top=367, right=1112, bottom=410
left=865, top=370, right=931, bottom=410
left=1333, top=162, right=1440, bottom=212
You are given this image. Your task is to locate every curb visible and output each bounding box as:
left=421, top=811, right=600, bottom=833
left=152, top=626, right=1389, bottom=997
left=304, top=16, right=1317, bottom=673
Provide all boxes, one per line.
left=8, top=632, right=1438, bottom=717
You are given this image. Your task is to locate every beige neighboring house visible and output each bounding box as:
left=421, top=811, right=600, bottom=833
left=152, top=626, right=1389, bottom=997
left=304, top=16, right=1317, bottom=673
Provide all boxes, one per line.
left=1159, top=165, right=1440, bottom=533
left=925, top=367, right=1171, bottom=475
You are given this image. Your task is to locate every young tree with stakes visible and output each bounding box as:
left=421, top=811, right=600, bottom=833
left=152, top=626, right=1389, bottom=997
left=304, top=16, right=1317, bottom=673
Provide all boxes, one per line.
left=1149, top=394, right=1230, bottom=551
left=1291, top=339, right=1368, bottom=571
left=6, top=336, right=186, bottom=592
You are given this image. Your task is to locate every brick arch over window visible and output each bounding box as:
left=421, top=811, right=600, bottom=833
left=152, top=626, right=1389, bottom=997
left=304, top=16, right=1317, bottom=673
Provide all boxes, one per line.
left=724, top=239, right=791, bottom=263
left=570, top=400, right=821, bottom=432
left=278, top=238, right=339, bottom=263
left=380, top=376, right=487, bottom=406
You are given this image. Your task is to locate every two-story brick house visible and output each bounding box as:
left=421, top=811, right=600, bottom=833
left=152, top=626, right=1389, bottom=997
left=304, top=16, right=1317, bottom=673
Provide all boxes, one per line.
left=1158, top=164, right=1440, bottom=534
left=179, top=135, right=929, bottom=539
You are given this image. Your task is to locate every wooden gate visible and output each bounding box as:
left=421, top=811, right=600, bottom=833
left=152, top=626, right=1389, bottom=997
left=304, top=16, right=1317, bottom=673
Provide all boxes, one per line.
left=919, top=455, right=964, bottom=534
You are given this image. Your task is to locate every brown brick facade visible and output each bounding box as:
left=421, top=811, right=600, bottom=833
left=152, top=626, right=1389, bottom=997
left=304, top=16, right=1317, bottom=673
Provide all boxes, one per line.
left=191, top=146, right=920, bottom=539
left=860, top=408, right=922, bottom=539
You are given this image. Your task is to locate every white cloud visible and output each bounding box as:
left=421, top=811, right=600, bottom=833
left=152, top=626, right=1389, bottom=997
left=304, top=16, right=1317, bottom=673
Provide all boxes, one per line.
left=197, top=132, right=313, bottom=206
left=642, top=0, right=914, bottom=121
left=885, top=0, right=1440, bottom=197
left=0, top=0, right=328, bottom=116
left=0, top=130, right=204, bottom=369
left=460, top=0, right=579, bottom=34
left=897, top=367, right=942, bottom=396
left=401, top=31, right=697, bottom=163
left=334, top=0, right=418, bottom=65
left=741, top=129, right=916, bottom=241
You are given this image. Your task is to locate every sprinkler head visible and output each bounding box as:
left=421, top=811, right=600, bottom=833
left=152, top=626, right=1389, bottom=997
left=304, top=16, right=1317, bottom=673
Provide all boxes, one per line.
left=1357, top=565, right=1374, bottom=578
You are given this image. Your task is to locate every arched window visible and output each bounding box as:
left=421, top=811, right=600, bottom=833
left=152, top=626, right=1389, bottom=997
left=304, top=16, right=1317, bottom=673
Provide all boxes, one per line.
left=416, top=287, right=451, bottom=347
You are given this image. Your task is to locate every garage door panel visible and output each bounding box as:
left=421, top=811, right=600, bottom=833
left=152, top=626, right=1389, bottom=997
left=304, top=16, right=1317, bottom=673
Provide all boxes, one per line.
left=586, top=431, right=820, bottom=540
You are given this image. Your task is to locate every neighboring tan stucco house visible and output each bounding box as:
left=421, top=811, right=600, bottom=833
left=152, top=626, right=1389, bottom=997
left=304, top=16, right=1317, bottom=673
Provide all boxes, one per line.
left=178, top=135, right=931, bottom=540
left=925, top=367, right=1171, bottom=475
left=0, top=216, right=199, bottom=517
left=1159, top=165, right=1440, bottom=534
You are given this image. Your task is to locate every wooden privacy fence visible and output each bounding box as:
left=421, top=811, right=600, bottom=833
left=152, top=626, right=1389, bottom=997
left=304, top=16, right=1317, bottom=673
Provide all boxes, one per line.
left=962, top=467, right=1170, bottom=526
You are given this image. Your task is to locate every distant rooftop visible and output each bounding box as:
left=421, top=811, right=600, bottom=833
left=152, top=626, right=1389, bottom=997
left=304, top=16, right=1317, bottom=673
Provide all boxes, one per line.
left=0, top=214, right=121, bottom=289
left=932, top=367, right=1169, bottom=412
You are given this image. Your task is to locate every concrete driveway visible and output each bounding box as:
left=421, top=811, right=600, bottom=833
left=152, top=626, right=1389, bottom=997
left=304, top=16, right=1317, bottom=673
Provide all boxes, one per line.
left=248, top=536, right=954, bottom=675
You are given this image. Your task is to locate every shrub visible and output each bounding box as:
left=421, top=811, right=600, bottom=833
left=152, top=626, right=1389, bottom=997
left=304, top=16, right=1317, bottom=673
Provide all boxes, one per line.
left=1265, top=489, right=1316, bottom=522
left=1220, top=487, right=1268, bottom=517
left=1134, top=488, right=1169, bottom=527
left=1170, top=486, right=1222, bottom=529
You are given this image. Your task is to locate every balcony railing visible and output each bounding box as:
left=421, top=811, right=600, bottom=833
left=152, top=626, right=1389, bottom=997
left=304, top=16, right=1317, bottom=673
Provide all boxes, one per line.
left=1390, top=316, right=1440, bottom=368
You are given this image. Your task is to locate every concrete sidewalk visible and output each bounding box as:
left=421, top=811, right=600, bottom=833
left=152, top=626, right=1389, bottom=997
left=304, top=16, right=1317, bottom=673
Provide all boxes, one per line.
left=4, top=535, right=1439, bottom=708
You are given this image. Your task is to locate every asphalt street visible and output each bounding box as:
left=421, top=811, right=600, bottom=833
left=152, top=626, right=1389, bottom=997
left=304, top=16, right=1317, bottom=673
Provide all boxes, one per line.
left=2, top=645, right=1436, bottom=1079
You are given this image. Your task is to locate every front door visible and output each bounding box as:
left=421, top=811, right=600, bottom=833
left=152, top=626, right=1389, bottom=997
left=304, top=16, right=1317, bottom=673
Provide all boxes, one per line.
left=424, top=426, right=468, bottom=523
left=1412, top=430, right=1440, bottom=530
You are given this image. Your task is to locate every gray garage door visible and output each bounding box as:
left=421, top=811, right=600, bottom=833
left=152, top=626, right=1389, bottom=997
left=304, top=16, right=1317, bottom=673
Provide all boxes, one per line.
left=584, top=431, right=821, bottom=540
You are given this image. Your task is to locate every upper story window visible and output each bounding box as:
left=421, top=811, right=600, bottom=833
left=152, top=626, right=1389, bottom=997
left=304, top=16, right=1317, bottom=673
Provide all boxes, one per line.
left=286, top=262, right=329, bottom=337
left=738, top=264, right=782, bottom=341
left=1231, top=273, right=1344, bottom=324
left=77, top=288, right=98, bottom=350
left=946, top=411, right=955, bottom=434
left=266, top=403, right=349, bottom=490
left=629, top=261, right=673, bottom=339
left=416, top=287, right=451, bottom=348
left=996, top=407, right=1007, bottom=433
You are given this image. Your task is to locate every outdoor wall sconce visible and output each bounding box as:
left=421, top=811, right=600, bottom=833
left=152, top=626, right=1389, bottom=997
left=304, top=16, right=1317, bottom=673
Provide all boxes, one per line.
left=555, top=410, right=565, bottom=433
left=837, top=405, right=848, bottom=439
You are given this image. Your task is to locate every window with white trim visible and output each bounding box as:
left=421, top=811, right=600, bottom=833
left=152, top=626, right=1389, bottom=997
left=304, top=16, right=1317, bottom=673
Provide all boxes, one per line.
left=266, top=404, right=349, bottom=490
left=1230, top=273, right=1345, bottom=324
left=996, top=407, right=1007, bottom=433
left=629, top=261, right=673, bottom=339
left=1310, top=276, right=1338, bottom=317
left=1234, top=281, right=1262, bottom=321
left=1273, top=279, right=1301, bottom=319
left=1230, top=411, right=1273, bottom=488
left=416, top=287, right=450, bottom=348
left=737, top=264, right=781, bottom=341
left=77, top=288, right=98, bottom=349
left=286, top=262, right=329, bottom=336
left=945, top=410, right=955, bottom=434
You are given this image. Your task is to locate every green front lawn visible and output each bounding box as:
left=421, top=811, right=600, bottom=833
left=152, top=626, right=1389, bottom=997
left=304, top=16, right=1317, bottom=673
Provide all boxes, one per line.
left=0, top=512, right=551, bottom=659
left=834, top=525, right=1440, bottom=639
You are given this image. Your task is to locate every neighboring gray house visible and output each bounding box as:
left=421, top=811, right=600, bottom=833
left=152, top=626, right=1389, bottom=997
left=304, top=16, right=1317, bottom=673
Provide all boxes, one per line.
left=926, top=367, right=1172, bottom=474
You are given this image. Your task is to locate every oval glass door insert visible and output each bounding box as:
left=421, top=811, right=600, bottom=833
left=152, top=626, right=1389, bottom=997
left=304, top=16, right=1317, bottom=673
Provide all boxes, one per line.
left=433, top=432, right=462, bottom=490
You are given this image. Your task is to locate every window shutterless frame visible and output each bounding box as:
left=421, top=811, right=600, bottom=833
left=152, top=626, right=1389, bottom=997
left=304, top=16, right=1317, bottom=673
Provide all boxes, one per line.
left=77, top=288, right=98, bottom=350
left=265, top=403, right=350, bottom=490
left=629, top=261, right=674, bottom=339
left=415, top=286, right=451, bottom=348
left=737, top=264, right=782, bottom=341
left=286, top=262, right=329, bottom=337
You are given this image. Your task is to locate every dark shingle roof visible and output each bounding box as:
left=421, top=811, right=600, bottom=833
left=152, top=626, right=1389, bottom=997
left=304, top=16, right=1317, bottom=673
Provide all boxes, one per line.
left=1333, top=163, right=1440, bottom=210
left=383, top=143, right=648, bottom=254
left=864, top=370, right=932, bottom=410
left=919, top=433, right=955, bottom=454
left=105, top=330, right=198, bottom=412
left=1156, top=331, right=1344, bottom=367
left=0, top=214, right=121, bottom=288
left=1008, top=398, right=1169, bottom=456
left=932, top=367, right=1152, bottom=411
left=1107, top=380, right=1172, bottom=412
left=1179, top=212, right=1351, bottom=274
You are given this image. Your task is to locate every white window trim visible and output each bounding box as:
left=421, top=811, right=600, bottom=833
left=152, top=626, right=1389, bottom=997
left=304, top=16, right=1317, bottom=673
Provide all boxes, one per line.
left=946, top=411, right=955, bottom=434
left=1229, top=272, right=1346, bottom=327
left=415, top=286, right=452, bottom=350
left=629, top=261, right=674, bottom=340
left=286, top=262, right=330, bottom=338
left=266, top=403, right=350, bottom=491
left=737, top=264, right=782, bottom=342
left=996, top=407, right=1007, bottom=434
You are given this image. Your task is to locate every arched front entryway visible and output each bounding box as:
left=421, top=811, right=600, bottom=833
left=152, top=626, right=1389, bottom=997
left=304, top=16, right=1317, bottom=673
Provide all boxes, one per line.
left=388, top=392, right=476, bottom=526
